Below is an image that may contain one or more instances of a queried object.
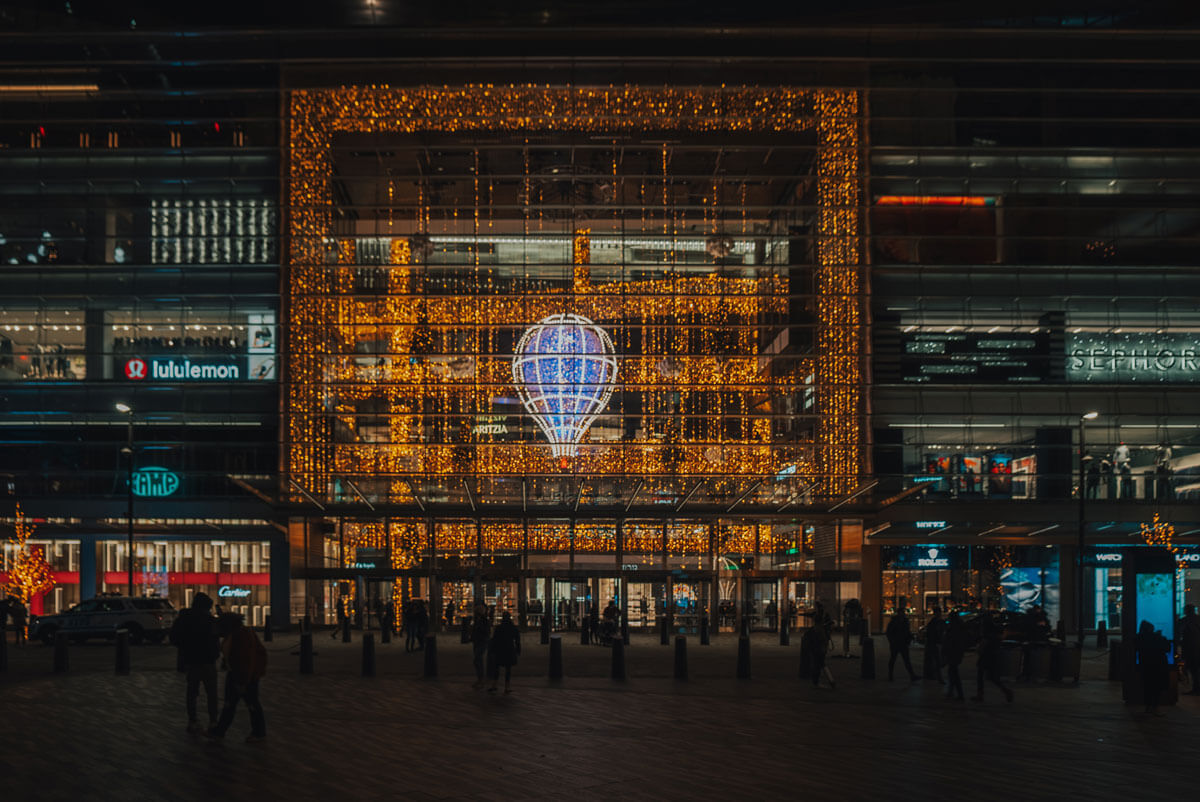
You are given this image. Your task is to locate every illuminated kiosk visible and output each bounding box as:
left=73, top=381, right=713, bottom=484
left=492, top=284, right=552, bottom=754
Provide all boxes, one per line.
left=284, top=85, right=865, bottom=632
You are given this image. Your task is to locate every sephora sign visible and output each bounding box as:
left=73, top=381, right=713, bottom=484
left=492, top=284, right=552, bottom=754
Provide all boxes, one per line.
left=1068, top=332, right=1200, bottom=383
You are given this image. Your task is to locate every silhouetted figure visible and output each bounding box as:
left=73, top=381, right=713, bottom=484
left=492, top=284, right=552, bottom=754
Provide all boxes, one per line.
left=445, top=600, right=456, bottom=629
left=803, top=619, right=835, bottom=689
left=404, top=600, right=418, bottom=651
left=588, top=605, right=600, bottom=644
left=470, top=602, right=491, bottom=689
left=0, top=596, right=10, bottom=643
left=332, top=598, right=347, bottom=640
left=1182, top=605, right=1200, bottom=696
left=886, top=610, right=919, bottom=682
left=488, top=611, right=521, bottom=694
left=1136, top=620, right=1170, bottom=715
left=943, top=612, right=967, bottom=701
left=1086, top=458, right=1100, bottom=499
left=207, top=613, right=267, bottom=742
left=169, top=592, right=220, bottom=733
left=414, top=600, right=429, bottom=649
left=923, top=607, right=945, bottom=684
left=972, top=618, right=1013, bottom=703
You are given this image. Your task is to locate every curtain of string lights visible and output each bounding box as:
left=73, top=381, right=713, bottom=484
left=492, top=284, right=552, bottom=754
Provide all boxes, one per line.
left=286, top=85, right=862, bottom=567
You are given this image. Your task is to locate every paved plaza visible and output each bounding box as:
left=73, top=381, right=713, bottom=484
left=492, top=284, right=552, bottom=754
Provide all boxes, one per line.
left=1, top=630, right=1196, bottom=801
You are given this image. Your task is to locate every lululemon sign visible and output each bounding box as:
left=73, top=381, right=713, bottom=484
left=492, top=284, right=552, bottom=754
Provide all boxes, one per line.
left=125, top=358, right=148, bottom=380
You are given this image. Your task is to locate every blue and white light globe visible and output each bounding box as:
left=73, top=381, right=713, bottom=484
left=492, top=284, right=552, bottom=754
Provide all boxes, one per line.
left=512, top=313, right=618, bottom=459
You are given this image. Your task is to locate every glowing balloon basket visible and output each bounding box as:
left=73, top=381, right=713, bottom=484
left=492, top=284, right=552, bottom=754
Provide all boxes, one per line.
left=512, top=313, right=618, bottom=460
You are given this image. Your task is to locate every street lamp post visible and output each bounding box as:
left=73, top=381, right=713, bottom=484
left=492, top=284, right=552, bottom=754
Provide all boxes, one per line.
left=116, top=403, right=134, bottom=596
left=1077, top=411, right=1099, bottom=645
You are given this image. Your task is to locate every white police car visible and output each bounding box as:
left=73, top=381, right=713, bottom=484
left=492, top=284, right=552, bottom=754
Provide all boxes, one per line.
left=31, top=595, right=177, bottom=645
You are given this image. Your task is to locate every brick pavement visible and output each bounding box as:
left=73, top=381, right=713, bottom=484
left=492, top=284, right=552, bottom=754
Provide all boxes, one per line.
left=1, top=630, right=1196, bottom=801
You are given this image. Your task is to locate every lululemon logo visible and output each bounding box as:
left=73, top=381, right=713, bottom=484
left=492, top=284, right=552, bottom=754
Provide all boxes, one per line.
left=125, top=358, right=147, bottom=380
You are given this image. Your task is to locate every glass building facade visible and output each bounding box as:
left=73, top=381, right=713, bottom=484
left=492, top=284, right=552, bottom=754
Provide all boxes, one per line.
left=2, top=6, right=1198, bottom=634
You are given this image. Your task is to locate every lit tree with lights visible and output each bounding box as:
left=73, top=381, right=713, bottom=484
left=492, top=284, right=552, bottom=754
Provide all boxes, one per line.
left=5, top=505, right=56, bottom=632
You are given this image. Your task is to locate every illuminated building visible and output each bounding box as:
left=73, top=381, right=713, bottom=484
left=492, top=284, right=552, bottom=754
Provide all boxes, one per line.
left=1, top=5, right=1199, bottom=635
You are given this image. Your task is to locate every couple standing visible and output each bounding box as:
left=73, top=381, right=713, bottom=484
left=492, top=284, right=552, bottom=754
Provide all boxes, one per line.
left=470, top=603, right=521, bottom=693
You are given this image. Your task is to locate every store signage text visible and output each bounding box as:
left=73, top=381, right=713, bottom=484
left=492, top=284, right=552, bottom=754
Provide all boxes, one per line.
left=917, top=547, right=950, bottom=568
left=218, top=585, right=251, bottom=598
left=131, top=467, right=180, bottom=497
left=915, top=520, right=947, bottom=529
left=1068, top=332, right=1200, bottom=383
left=125, top=356, right=241, bottom=381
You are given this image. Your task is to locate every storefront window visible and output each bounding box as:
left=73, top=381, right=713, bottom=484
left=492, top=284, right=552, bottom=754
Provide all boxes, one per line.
left=0, top=306, right=87, bottom=380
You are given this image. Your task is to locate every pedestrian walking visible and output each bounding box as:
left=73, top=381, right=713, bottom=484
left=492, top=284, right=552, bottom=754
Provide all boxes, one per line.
left=972, top=617, right=1013, bottom=703
left=445, top=600, right=456, bottom=629
left=470, top=602, right=491, bottom=689
left=403, top=600, right=417, bottom=652
left=332, top=597, right=347, bottom=640
left=943, top=612, right=967, bottom=701
left=923, top=607, right=946, bottom=684
left=885, top=609, right=919, bottom=682
left=169, top=592, right=220, bottom=734
left=0, top=595, right=10, bottom=643
left=488, top=611, right=521, bottom=694
left=1181, top=604, right=1200, bottom=695
left=207, top=612, right=267, bottom=742
left=1135, top=620, right=1169, bottom=715
left=802, top=620, right=836, bottom=689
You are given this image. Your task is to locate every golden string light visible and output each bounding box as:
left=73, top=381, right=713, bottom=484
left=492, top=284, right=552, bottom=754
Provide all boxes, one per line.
left=4, top=504, right=56, bottom=619
left=286, top=85, right=862, bottom=559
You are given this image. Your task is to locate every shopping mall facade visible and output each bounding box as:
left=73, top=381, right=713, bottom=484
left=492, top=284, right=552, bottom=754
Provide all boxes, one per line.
left=2, top=7, right=1199, bottom=635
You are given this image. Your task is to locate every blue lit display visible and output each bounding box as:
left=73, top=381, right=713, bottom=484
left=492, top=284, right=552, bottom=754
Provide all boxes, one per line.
left=512, top=313, right=618, bottom=459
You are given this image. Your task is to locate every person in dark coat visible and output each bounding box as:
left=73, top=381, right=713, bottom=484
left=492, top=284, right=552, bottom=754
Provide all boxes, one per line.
left=923, top=607, right=946, bottom=684
left=1135, top=620, right=1170, bottom=714
left=470, top=602, right=491, bottom=689
left=414, top=600, right=429, bottom=649
left=169, top=592, right=221, bottom=733
left=803, top=620, right=835, bottom=689
left=942, top=612, right=967, bottom=701
left=972, top=617, right=1013, bottom=703
left=488, top=611, right=521, bottom=694
left=208, top=612, right=267, bottom=742
left=886, top=609, right=919, bottom=682
left=1182, top=605, right=1200, bottom=695
left=8, top=596, right=27, bottom=645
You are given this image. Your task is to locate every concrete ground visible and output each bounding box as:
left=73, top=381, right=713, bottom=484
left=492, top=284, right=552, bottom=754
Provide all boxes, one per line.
left=1, top=628, right=1196, bottom=801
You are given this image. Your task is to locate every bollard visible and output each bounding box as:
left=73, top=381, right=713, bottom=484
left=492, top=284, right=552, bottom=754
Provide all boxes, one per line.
left=115, top=629, right=131, bottom=676
left=611, top=637, right=626, bottom=681
left=362, top=633, right=376, bottom=677
left=861, top=636, right=876, bottom=679
left=53, top=631, right=69, bottom=673
left=381, top=615, right=392, bottom=644
left=540, top=615, right=551, bottom=645
left=581, top=625, right=590, bottom=646
left=780, top=620, right=790, bottom=647
left=659, top=616, right=669, bottom=646
left=736, top=635, right=751, bottom=679
left=263, top=615, right=273, bottom=643
left=303, top=614, right=312, bottom=634
left=1108, top=638, right=1122, bottom=680
left=423, top=635, right=438, bottom=678
left=548, top=634, right=564, bottom=681
left=621, top=619, right=630, bottom=645
left=299, top=632, right=314, bottom=674
left=1097, top=620, right=1108, bottom=650
left=700, top=615, right=710, bottom=646
left=342, top=616, right=351, bottom=643
left=674, top=635, right=688, bottom=680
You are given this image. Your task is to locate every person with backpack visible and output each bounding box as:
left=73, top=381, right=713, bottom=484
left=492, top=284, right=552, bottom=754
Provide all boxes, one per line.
left=886, top=608, right=919, bottom=682
left=169, top=592, right=220, bottom=733
left=207, top=612, right=267, bottom=742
